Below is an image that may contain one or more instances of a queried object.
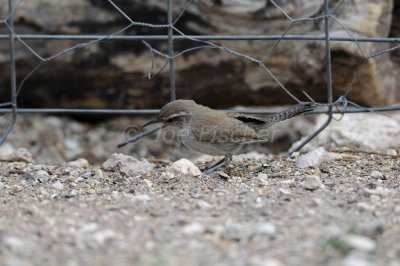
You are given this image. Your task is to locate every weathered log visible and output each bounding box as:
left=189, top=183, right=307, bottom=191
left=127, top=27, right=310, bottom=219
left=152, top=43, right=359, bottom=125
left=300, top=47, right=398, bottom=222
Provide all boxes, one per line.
left=0, top=0, right=398, bottom=110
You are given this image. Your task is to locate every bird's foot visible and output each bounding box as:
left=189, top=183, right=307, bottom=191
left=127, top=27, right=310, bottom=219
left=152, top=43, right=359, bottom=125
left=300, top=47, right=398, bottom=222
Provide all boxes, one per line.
left=201, top=155, right=232, bottom=175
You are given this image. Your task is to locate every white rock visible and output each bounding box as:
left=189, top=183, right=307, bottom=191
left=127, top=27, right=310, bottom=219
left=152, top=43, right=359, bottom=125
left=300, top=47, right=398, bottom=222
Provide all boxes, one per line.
left=102, top=153, right=154, bottom=176
left=3, top=237, right=35, bottom=256
left=370, top=170, right=383, bottom=179
left=386, top=149, right=398, bottom=156
left=233, top=151, right=267, bottom=162
left=296, top=147, right=327, bottom=169
left=342, top=255, right=372, bottom=266
left=292, top=113, right=400, bottom=151
left=255, top=173, right=269, bottom=186
left=0, top=143, right=15, bottom=159
left=255, top=222, right=276, bottom=236
left=8, top=148, right=34, bottom=163
left=132, top=194, right=151, bottom=204
left=35, top=170, right=50, bottom=182
left=3, top=257, right=32, bottom=266
left=159, top=171, right=176, bottom=182
left=93, top=229, right=116, bottom=245
left=67, top=158, right=90, bottom=168
left=167, top=158, right=202, bottom=176
left=182, top=222, right=205, bottom=236
left=342, top=234, right=376, bottom=252
left=196, top=200, right=212, bottom=209
left=363, top=187, right=392, bottom=197
left=301, top=175, right=322, bottom=190
left=52, top=181, right=64, bottom=190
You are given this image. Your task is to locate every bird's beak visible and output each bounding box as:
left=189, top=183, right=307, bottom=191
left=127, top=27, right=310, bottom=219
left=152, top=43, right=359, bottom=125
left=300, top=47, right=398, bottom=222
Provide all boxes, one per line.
left=142, top=117, right=160, bottom=127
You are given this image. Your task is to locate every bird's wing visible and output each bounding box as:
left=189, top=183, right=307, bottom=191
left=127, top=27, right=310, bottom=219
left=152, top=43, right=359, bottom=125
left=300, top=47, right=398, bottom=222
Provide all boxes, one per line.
left=227, top=113, right=266, bottom=126
left=190, top=111, right=265, bottom=144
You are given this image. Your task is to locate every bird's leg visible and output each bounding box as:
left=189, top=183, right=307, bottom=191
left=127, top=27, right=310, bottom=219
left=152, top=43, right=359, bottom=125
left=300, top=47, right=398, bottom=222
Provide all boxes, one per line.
left=202, top=155, right=232, bottom=174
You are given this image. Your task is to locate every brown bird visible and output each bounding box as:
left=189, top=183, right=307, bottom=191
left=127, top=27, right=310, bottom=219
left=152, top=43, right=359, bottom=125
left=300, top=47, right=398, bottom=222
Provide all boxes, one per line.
left=137, top=99, right=315, bottom=174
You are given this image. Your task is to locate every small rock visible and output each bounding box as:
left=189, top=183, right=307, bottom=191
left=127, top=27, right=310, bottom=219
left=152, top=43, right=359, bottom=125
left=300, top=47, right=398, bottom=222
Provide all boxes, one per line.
left=296, top=147, right=327, bottom=169
left=52, top=181, right=64, bottom=190
left=255, top=222, right=276, bottom=236
left=35, top=170, right=50, bottom=182
left=370, top=170, right=384, bottom=180
left=255, top=173, right=269, bottom=186
left=182, top=222, right=205, bottom=236
left=22, top=172, right=35, bottom=181
left=363, top=187, right=392, bottom=197
left=67, top=158, right=89, bottom=168
left=342, top=255, right=373, bottom=266
left=102, top=153, right=154, bottom=176
left=217, top=171, right=230, bottom=180
left=132, top=194, right=151, bottom=204
left=279, top=188, right=292, bottom=195
left=167, top=158, right=202, bottom=176
left=3, top=236, right=35, bottom=256
left=196, top=200, right=212, bottom=209
left=93, top=229, right=116, bottom=245
left=8, top=148, right=34, bottom=163
left=357, top=202, right=374, bottom=212
left=319, top=163, right=330, bottom=173
left=301, top=175, right=322, bottom=190
left=81, top=171, right=92, bottom=179
left=386, top=149, right=398, bottom=156
left=3, top=257, right=32, bottom=266
left=0, top=143, right=15, bottom=159
left=342, top=234, right=376, bottom=252
left=271, top=165, right=281, bottom=173
left=159, top=171, right=175, bottom=183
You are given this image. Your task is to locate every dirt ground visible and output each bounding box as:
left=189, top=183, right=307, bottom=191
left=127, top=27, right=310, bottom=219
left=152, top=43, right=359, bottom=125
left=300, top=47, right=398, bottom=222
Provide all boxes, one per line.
left=1, top=148, right=400, bottom=266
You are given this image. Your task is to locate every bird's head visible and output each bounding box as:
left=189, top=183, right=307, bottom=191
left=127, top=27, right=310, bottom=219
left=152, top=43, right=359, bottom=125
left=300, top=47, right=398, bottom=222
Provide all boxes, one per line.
left=142, top=99, right=197, bottom=128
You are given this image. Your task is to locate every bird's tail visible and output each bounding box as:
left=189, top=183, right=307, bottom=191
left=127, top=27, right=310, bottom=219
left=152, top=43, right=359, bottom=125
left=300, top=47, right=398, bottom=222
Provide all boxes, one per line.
left=264, top=102, right=316, bottom=127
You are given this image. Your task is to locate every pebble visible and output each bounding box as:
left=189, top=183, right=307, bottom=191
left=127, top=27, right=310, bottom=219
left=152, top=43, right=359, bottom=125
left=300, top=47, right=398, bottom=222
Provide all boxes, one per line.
left=271, top=165, right=281, bottom=173
left=132, top=194, right=151, bottom=204
left=196, top=200, right=212, bottom=209
left=296, top=147, right=327, bottom=169
left=159, top=171, right=176, bottom=183
left=35, top=170, right=50, bottom=182
left=255, top=173, right=269, bottom=186
left=22, top=172, right=35, bottom=181
left=255, top=222, right=276, bottom=236
left=102, top=153, right=154, bottom=176
left=3, top=257, right=32, bottom=266
left=8, top=148, right=35, bottom=163
left=182, top=222, right=205, bottom=236
left=52, top=181, right=64, bottom=190
left=67, top=158, right=89, bottom=168
left=356, top=202, right=374, bottom=212
left=81, top=171, right=92, bottom=179
left=386, top=149, right=398, bottom=156
left=0, top=143, right=15, bottom=159
left=342, top=234, right=376, bottom=252
left=3, top=236, right=35, bottom=256
left=301, top=175, right=322, bottom=190
left=342, top=255, right=373, bottom=266
left=93, top=229, right=116, bottom=245
left=167, top=158, right=202, bottom=177
left=370, top=170, right=384, bottom=180
left=363, top=187, right=392, bottom=197
left=217, top=171, right=230, bottom=180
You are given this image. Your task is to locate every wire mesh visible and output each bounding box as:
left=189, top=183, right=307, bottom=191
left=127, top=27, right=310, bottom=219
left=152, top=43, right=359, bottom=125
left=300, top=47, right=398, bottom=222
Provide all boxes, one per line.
left=0, top=0, right=400, bottom=152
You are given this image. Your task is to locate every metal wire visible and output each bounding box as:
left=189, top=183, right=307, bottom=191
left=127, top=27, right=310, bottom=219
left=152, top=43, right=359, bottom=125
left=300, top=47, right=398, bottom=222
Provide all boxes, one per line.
left=0, top=0, right=400, bottom=150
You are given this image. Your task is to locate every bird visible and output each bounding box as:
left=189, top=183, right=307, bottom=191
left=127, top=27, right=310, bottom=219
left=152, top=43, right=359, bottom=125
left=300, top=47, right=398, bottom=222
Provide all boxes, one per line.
left=138, top=99, right=315, bottom=174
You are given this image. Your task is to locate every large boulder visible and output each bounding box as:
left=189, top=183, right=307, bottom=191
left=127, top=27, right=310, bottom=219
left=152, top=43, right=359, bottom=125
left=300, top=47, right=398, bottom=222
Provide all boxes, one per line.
left=0, top=0, right=398, bottom=109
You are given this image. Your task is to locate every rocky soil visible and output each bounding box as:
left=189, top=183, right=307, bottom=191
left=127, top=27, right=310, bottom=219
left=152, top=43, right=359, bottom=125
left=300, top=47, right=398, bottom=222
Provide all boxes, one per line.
left=1, top=147, right=400, bottom=266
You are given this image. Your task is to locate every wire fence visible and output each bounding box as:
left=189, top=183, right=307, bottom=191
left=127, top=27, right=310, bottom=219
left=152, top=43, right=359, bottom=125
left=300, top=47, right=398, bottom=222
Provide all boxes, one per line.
left=1, top=0, right=400, bottom=153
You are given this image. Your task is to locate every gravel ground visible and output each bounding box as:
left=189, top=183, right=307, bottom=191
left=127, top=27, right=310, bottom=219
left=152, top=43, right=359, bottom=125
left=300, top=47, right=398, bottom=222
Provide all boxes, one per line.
left=1, top=149, right=400, bottom=266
